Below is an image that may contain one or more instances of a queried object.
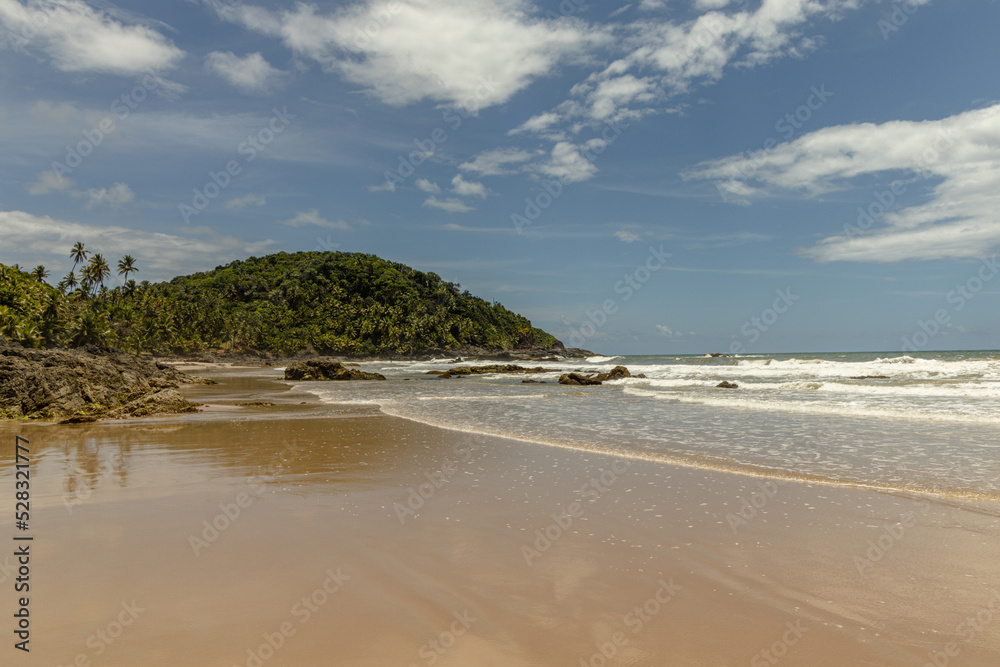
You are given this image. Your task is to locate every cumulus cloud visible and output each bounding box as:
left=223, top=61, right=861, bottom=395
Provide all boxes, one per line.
left=0, top=208, right=273, bottom=276
left=280, top=209, right=352, bottom=230
left=215, top=0, right=605, bottom=108
left=537, top=141, right=598, bottom=183
left=615, top=229, right=641, bottom=243
left=460, top=148, right=538, bottom=175
left=656, top=324, right=681, bottom=337
left=685, top=103, right=1000, bottom=262
left=415, top=178, right=441, bottom=194
left=28, top=170, right=73, bottom=195
left=206, top=51, right=284, bottom=93
left=226, top=194, right=266, bottom=210
left=451, top=175, right=488, bottom=199
left=0, top=0, right=183, bottom=75
left=423, top=196, right=474, bottom=213
left=80, top=182, right=134, bottom=208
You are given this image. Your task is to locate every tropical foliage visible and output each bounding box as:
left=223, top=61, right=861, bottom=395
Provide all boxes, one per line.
left=0, top=247, right=559, bottom=356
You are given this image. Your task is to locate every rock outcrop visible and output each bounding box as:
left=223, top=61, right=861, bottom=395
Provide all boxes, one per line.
left=0, top=338, right=206, bottom=420
left=284, top=359, right=386, bottom=381
left=558, top=366, right=632, bottom=386
left=716, top=381, right=739, bottom=389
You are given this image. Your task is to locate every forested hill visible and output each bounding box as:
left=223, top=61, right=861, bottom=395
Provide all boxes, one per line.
left=0, top=251, right=563, bottom=357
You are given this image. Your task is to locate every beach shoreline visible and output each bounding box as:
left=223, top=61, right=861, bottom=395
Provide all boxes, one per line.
left=2, top=364, right=998, bottom=665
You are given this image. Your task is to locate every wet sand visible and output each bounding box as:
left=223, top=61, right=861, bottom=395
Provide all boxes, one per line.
left=2, top=367, right=999, bottom=666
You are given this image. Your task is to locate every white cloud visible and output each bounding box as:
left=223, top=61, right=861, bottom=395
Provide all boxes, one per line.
left=656, top=324, right=683, bottom=338
left=639, top=0, right=667, bottom=9
left=423, top=196, right=474, bottom=213
left=694, top=0, right=731, bottom=10
left=509, top=111, right=562, bottom=135
left=28, top=170, right=73, bottom=195
left=206, top=51, right=284, bottom=93
left=226, top=194, right=266, bottom=210
left=615, top=229, right=641, bottom=243
left=588, top=74, right=658, bottom=121
left=451, top=175, right=488, bottom=199
left=280, top=209, right=352, bottom=230
left=369, top=180, right=396, bottom=193
left=460, top=148, right=538, bottom=175
left=0, top=0, right=183, bottom=75
left=80, top=182, right=134, bottom=208
left=0, top=209, right=273, bottom=276
left=685, top=103, right=1000, bottom=262
left=217, top=0, right=607, bottom=108
left=537, top=141, right=598, bottom=183
left=416, top=178, right=441, bottom=194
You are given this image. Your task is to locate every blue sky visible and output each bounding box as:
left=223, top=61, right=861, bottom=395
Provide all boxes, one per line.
left=1, top=0, right=999, bottom=354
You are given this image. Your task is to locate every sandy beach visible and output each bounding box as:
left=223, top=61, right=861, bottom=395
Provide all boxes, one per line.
left=3, top=366, right=999, bottom=666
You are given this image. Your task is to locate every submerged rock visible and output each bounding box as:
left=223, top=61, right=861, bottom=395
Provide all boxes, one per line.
left=284, top=360, right=385, bottom=381
left=558, top=365, right=632, bottom=386
left=716, top=381, right=739, bottom=389
left=445, top=364, right=547, bottom=376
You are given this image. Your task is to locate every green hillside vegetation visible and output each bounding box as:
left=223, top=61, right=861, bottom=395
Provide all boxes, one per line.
left=0, top=247, right=559, bottom=356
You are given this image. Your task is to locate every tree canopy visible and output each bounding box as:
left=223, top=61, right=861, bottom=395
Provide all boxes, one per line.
left=0, top=249, right=559, bottom=356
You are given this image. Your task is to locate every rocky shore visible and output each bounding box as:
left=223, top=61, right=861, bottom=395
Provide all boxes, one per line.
left=0, top=338, right=210, bottom=422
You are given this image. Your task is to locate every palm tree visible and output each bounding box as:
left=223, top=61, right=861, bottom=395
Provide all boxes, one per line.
left=117, top=255, right=137, bottom=283
left=30, top=266, right=48, bottom=283
left=87, top=254, right=111, bottom=295
left=59, top=271, right=77, bottom=294
left=70, top=242, right=89, bottom=272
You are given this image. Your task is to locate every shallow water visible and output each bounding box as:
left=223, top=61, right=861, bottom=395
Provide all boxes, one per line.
left=296, top=351, right=1000, bottom=500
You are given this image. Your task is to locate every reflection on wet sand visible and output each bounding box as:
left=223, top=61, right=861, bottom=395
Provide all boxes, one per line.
left=1, top=368, right=998, bottom=666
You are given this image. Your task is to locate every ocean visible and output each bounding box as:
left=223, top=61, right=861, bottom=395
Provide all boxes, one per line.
left=292, top=351, right=1000, bottom=502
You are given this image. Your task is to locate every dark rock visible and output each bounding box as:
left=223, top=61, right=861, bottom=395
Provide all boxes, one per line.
left=558, top=373, right=603, bottom=386
left=716, top=381, right=739, bottom=389
left=705, top=353, right=730, bottom=358
left=558, top=365, right=632, bottom=386
left=0, top=346, right=205, bottom=421
left=634, top=373, right=648, bottom=379
left=284, top=360, right=385, bottom=381
left=110, top=389, right=200, bottom=418
left=850, top=375, right=889, bottom=380
left=236, top=401, right=276, bottom=407
left=445, top=364, right=546, bottom=376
